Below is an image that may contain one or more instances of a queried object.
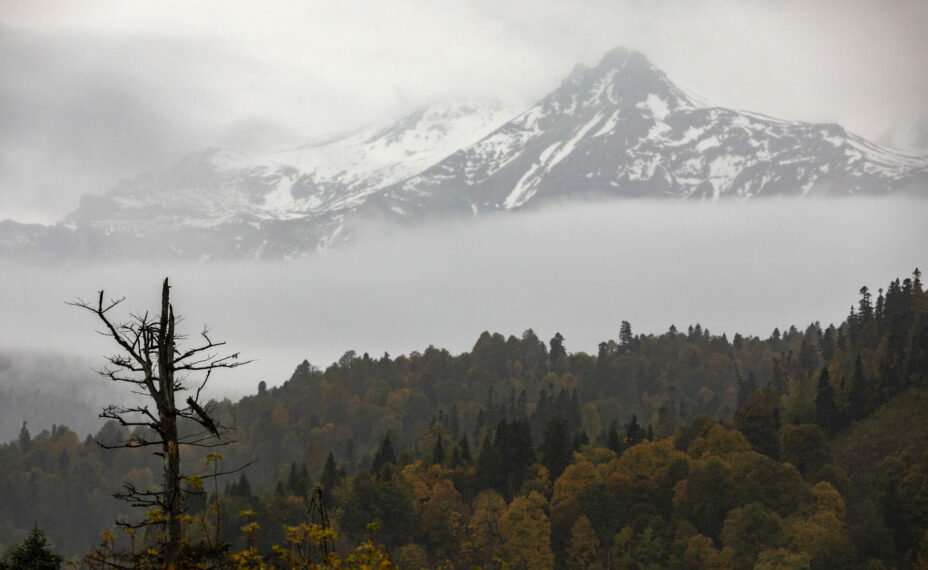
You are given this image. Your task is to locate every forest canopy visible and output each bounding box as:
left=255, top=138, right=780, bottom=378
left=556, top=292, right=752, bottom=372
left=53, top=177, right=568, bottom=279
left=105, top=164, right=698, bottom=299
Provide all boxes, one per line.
left=0, top=270, right=926, bottom=568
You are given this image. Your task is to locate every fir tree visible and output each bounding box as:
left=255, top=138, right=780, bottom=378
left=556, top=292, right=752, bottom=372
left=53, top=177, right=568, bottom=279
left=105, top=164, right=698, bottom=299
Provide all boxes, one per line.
left=321, top=453, right=338, bottom=490
left=626, top=414, right=644, bottom=446
left=549, top=332, right=566, bottom=368
left=619, top=320, right=634, bottom=350
left=459, top=435, right=472, bottom=464
left=17, top=421, right=31, bottom=454
left=815, top=367, right=842, bottom=435
left=541, top=414, right=571, bottom=479
left=848, top=356, right=869, bottom=421
left=372, top=432, right=397, bottom=477
left=607, top=419, right=623, bottom=454
left=859, top=286, right=874, bottom=322
left=2, top=524, right=63, bottom=570
left=432, top=435, right=445, bottom=465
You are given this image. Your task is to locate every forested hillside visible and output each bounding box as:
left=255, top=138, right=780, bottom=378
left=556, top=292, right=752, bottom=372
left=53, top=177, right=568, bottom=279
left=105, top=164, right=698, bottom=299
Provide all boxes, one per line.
left=1, top=271, right=926, bottom=568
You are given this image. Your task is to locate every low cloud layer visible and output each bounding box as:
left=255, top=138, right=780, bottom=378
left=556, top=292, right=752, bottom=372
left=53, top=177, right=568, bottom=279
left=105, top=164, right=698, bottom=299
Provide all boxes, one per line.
left=2, top=198, right=925, bottom=400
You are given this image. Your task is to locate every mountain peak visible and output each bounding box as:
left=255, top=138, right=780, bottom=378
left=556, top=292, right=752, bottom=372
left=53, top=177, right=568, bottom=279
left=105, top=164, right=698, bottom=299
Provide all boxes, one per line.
left=4, top=46, right=926, bottom=263
left=597, top=46, right=650, bottom=70
left=548, top=45, right=688, bottom=114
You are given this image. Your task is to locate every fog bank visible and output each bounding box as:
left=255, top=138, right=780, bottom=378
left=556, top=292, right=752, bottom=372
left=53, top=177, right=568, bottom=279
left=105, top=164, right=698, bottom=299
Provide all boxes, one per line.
left=1, top=198, right=925, bottom=402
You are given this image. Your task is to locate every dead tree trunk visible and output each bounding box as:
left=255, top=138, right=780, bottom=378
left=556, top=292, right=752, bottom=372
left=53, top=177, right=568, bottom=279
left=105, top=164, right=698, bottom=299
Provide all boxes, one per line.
left=72, top=277, right=249, bottom=565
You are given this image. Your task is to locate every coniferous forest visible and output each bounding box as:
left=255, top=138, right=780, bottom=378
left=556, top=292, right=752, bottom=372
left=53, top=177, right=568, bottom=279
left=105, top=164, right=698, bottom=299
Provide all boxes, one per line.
left=1, top=271, right=928, bottom=568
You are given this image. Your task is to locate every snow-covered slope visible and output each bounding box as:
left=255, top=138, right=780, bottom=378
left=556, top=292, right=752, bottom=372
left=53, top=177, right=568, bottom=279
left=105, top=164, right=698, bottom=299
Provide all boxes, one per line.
left=41, top=100, right=519, bottom=259
left=67, top=100, right=519, bottom=231
left=374, top=47, right=928, bottom=217
left=2, top=47, right=926, bottom=262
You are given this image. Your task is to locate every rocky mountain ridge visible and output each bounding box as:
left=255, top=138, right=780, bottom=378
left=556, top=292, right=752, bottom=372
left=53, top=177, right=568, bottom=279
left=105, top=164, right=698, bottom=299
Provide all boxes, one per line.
left=3, top=47, right=926, bottom=261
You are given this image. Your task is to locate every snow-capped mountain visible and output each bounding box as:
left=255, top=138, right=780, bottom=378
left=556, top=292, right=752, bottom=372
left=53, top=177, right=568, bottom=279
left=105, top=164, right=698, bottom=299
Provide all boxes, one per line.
left=2, top=47, right=926, bottom=262
left=374, top=47, right=928, bottom=217
left=6, top=100, right=520, bottom=260
left=65, top=100, right=519, bottom=236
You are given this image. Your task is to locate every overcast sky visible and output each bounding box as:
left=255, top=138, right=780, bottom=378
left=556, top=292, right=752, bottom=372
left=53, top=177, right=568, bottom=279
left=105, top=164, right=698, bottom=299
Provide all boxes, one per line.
left=1, top=0, right=927, bottom=222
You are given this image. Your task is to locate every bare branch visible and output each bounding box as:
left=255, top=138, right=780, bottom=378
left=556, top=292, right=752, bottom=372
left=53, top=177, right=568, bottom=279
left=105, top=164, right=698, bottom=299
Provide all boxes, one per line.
left=74, top=277, right=252, bottom=564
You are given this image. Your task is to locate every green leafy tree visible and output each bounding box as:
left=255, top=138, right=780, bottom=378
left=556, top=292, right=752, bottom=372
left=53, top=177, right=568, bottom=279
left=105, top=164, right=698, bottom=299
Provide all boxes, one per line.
left=779, top=424, right=831, bottom=478
left=676, top=457, right=736, bottom=541
left=566, top=515, right=600, bottom=569
left=721, top=502, right=783, bottom=569
left=734, top=392, right=780, bottom=459
left=499, top=491, right=555, bottom=569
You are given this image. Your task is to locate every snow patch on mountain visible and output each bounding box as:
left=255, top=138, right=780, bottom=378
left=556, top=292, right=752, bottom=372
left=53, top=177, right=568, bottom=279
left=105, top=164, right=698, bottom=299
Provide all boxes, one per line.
left=2, top=46, right=926, bottom=262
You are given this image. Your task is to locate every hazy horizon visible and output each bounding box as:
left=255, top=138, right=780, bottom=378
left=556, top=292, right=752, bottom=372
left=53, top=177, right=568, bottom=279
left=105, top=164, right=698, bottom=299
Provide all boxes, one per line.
left=2, top=198, right=925, bottom=408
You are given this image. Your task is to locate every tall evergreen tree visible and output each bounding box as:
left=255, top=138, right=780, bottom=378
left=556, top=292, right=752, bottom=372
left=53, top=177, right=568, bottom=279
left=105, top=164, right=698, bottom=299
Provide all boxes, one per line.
left=549, top=332, right=566, bottom=368
left=848, top=356, right=869, bottom=421
left=821, top=325, right=837, bottom=361
left=372, top=432, right=396, bottom=473
left=815, top=367, right=842, bottom=435
left=459, top=435, right=472, bottom=464
left=541, top=414, right=571, bottom=479
left=770, top=358, right=787, bottom=394
left=626, top=414, right=644, bottom=446
left=432, top=435, right=445, bottom=465
left=619, top=321, right=634, bottom=350
left=607, top=420, right=623, bottom=454
left=502, top=420, right=535, bottom=499
left=875, top=289, right=886, bottom=331
left=17, top=421, right=31, bottom=453
left=321, top=453, right=338, bottom=490
left=859, top=286, right=874, bottom=322
left=475, top=435, right=505, bottom=492
left=1, top=524, right=63, bottom=570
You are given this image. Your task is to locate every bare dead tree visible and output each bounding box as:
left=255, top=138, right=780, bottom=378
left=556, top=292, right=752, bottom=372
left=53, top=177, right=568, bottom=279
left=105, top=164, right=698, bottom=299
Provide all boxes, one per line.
left=71, top=277, right=251, bottom=565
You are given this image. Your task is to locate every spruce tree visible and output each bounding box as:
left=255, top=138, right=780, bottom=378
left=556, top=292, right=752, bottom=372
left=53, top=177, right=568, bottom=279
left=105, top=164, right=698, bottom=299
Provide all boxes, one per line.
left=541, top=414, right=571, bottom=479
left=619, top=321, right=634, bottom=350
left=626, top=414, right=643, bottom=446
left=17, top=421, right=31, bottom=454
left=848, top=356, right=868, bottom=421
left=3, top=524, right=63, bottom=570
left=322, top=452, right=338, bottom=490
left=607, top=420, right=623, bottom=454
left=549, top=332, right=566, bottom=368
left=432, top=435, right=445, bottom=465
left=815, top=367, right=842, bottom=435
left=459, top=435, right=472, bottom=464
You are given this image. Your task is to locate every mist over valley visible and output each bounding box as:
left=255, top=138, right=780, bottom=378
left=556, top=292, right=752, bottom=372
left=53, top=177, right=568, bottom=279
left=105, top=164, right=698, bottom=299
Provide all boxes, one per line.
left=2, top=198, right=924, bottom=439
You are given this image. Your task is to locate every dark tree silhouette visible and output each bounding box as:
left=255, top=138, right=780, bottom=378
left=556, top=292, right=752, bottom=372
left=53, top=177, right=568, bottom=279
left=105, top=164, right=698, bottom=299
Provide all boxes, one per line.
left=815, top=366, right=842, bottom=435
left=626, top=414, right=644, bottom=446
left=372, top=431, right=396, bottom=473
left=549, top=332, right=566, bottom=368
left=0, top=524, right=64, bottom=569
left=541, top=414, right=571, bottom=479
left=71, top=278, right=249, bottom=565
